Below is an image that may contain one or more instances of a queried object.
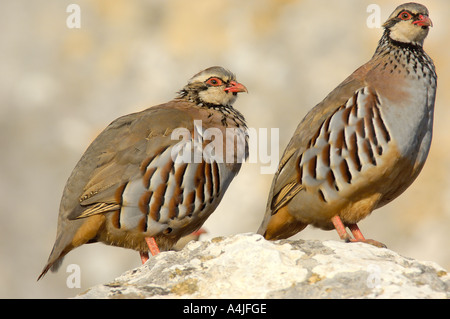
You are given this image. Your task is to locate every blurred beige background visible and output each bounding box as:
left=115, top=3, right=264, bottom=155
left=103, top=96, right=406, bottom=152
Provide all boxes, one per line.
left=0, top=0, right=448, bottom=298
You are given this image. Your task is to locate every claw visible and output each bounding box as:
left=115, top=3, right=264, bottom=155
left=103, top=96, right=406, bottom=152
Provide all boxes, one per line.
left=140, top=251, right=149, bottom=264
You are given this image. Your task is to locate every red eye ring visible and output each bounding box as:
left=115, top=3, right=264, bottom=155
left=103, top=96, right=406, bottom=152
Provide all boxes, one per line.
left=206, top=77, right=223, bottom=86
left=398, top=11, right=412, bottom=20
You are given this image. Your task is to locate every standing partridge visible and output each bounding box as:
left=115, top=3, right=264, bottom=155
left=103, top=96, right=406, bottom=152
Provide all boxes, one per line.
left=38, top=66, right=248, bottom=280
left=257, top=3, right=437, bottom=247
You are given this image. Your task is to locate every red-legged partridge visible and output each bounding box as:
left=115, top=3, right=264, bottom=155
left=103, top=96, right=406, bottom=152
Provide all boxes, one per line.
left=258, top=3, right=437, bottom=247
left=39, top=66, right=248, bottom=279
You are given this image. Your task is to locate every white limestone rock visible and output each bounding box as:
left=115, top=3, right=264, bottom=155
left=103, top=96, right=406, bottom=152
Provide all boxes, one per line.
left=76, top=233, right=449, bottom=299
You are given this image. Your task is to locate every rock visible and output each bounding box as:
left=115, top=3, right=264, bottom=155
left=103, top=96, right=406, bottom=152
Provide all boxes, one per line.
left=76, top=233, right=449, bottom=299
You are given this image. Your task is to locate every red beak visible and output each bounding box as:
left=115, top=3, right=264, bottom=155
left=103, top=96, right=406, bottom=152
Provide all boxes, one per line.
left=413, top=14, right=433, bottom=27
left=224, top=80, right=248, bottom=93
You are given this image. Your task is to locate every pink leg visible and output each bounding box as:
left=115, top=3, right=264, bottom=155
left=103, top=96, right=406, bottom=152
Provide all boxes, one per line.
left=348, top=223, right=366, bottom=241
left=145, top=237, right=160, bottom=256
left=331, top=215, right=351, bottom=241
left=139, top=237, right=161, bottom=264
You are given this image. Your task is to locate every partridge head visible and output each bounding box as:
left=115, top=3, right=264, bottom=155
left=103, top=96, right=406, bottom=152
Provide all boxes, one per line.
left=383, top=2, right=432, bottom=45
left=38, top=66, right=248, bottom=280
left=257, top=3, right=437, bottom=247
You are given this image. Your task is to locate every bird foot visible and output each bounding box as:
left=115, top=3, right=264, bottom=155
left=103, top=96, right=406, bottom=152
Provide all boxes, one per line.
left=331, top=215, right=387, bottom=248
left=140, top=251, right=149, bottom=264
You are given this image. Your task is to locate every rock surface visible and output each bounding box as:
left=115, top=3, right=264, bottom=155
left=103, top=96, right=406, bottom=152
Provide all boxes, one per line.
left=76, top=233, right=449, bottom=299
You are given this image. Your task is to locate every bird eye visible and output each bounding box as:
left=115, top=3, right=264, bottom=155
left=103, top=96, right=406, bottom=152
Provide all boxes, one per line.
left=206, top=77, right=223, bottom=86
left=398, top=11, right=412, bottom=20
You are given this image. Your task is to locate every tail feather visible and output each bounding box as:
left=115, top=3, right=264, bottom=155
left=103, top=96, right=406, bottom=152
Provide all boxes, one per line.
left=37, top=256, right=65, bottom=281
left=37, top=214, right=106, bottom=280
left=260, top=205, right=307, bottom=240
left=37, top=237, right=68, bottom=281
left=256, top=207, right=273, bottom=236
left=257, top=183, right=307, bottom=239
